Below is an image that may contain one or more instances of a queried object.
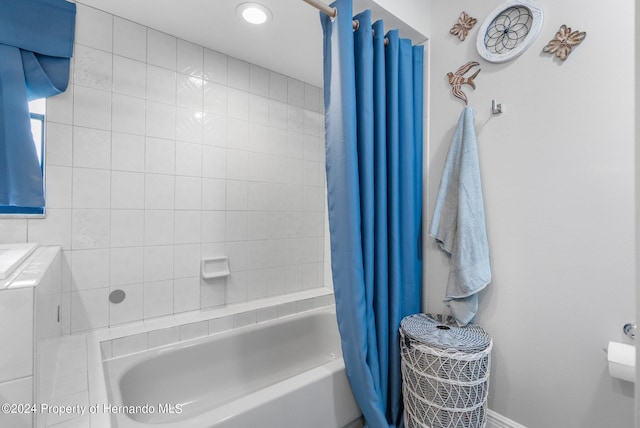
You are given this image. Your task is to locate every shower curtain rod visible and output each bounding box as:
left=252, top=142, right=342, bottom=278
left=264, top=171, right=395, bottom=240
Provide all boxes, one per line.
left=302, top=0, right=389, bottom=45
left=302, top=0, right=359, bottom=30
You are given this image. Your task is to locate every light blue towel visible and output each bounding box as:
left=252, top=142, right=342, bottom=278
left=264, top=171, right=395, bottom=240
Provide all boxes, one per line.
left=429, top=106, right=491, bottom=326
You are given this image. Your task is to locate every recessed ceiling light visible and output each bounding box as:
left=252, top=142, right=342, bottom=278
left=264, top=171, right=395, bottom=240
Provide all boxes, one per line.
left=236, top=3, right=273, bottom=25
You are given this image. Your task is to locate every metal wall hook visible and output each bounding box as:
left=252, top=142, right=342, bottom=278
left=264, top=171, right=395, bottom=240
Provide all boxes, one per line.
left=623, top=323, right=636, bottom=339
left=491, top=99, right=503, bottom=115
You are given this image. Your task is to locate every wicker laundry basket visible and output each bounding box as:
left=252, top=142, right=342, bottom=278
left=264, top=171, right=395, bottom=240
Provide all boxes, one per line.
left=400, top=314, right=493, bottom=428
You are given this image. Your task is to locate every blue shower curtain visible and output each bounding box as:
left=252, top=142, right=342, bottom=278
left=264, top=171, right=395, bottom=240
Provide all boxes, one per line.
left=320, top=1, right=423, bottom=426
left=0, top=0, right=76, bottom=208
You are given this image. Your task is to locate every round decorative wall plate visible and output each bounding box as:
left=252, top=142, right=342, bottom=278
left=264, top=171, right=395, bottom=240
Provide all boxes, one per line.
left=476, top=0, right=543, bottom=63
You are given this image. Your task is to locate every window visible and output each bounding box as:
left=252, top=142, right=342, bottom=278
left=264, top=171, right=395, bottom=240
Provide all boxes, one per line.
left=0, top=99, right=46, bottom=215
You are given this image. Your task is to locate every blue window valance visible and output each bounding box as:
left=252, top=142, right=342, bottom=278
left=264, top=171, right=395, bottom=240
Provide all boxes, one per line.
left=0, top=0, right=76, bottom=208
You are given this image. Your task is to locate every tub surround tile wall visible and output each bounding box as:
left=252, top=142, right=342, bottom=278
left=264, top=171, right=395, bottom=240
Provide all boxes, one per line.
left=0, top=4, right=328, bottom=335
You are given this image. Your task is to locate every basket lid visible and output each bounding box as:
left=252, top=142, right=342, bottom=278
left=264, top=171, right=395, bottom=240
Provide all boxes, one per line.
left=400, top=313, right=491, bottom=353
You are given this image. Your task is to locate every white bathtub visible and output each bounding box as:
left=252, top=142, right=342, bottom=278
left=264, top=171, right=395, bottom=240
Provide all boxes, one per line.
left=103, top=308, right=362, bottom=428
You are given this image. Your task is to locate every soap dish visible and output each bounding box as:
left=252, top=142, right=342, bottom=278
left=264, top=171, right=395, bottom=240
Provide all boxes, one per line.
left=201, top=257, right=230, bottom=279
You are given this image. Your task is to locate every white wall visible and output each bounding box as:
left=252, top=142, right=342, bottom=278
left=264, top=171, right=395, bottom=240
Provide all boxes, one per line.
left=0, top=4, right=327, bottom=334
left=424, top=1, right=635, bottom=427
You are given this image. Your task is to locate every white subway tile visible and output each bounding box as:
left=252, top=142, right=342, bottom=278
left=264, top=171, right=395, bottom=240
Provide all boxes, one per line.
left=209, top=315, right=234, bottom=333
left=248, top=124, right=269, bottom=154
left=203, top=49, right=227, bottom=84
left=175, top=108, right=204, bottom=144
left=288, top=105, right=305, bottom=133
left=266, top=267, right=286, bottom=297
left=109, top=283, right=143, bottom=325
left=71, top=208, right=110, bottom=250
left=112, top=93, right=146, bottom=135
left=286, top=131, right=304, bottom=159
left=46, top=122, right=73, bottom=167
left=113, top=55, right=146, bottom=98
left=174, top=211, right=201, bottom=244
left=203, top=81, right=227, bottom=115
left=145, top=174, right=175, bottom=210
left=113, top=17, right=147, bottom=61
left=146, top=102, right=176, bottom=140
left=227, top=88, right=249, bottom=121
left=226, top=150, right=249, bottom=180
left=147, top=29, right=177, bottom=70
left=246, top=266, right=267, bottom=298
left=269, top=99, right=288, bottom=130
left=111, top=171, right=144, bottom=210
left=111, top=332, right=148, bottom=357
left=200, top=277, right=225, bottom=309
left=233, top=310, right=256, bottom=328
left=75, top=4, right=113, bottom=52
left=203, top=113, right=227, bottom=147
left=143, top=245, right=174, bottom=282
left=202, top=145, right=226, bottom=179
left=304, top=84, right=323, bottom=112
left=227, top=119, right=249, bottom=151
left=148, top=326, right=180, bottom=348
left=143, top=280, right=174, bottom=319
left=247, top=211, right=268, bottom=240
left=296, top=298, right=315, bottom=313
left=226, top=241, right=248, bottom=272
left=268, top=128, right=288, bottom=156
left=256, top=306, right=277, bottom=323
left=269, top=72, right=287, bottom=102
left=225, top=211, right=248, bottom=241
left=277, top=302, right=296, bottom=318
left=74, top=45, right=112, bottom=91
left=145, top=136, right=175, bottom=175
left=177, top=74, right=204, bottom=110
left=110, top=247, right=143, bottom=286
left=248, top=152, right=270, bottom=182
left=177, top=39, right=204, bottom=78
left=175, top=176, right=202, bottom=210
left=173, top=277, right=200, bottom=313
left=201, top=178, right=226, bottom=211
left=226, top=180, right=248, bottom=211
left=110, top=210, right=144, bottom=248
left=73, top=86, right=111, bottom=130
left=112, top=133, right=145, bottom=172
left=201, top=211, right=226, bottom=243
left=226, top=271, right=248, bottom=304
left=249, top=65, right=269, bottom=97
left=70, top=288, right=109, bottom=333
left=72, top=168, right=110, bottom=209
left=71, top=248, right=110, bottom=290
left=285, top=265, right=303, bottom=293
left=247, top=182, right=269, bottom=212
left=144, top=210, right=174, bottom=246
left=73, top=127, right=111, bottom=169
left=180, top=321, right=208, bottom=341
left=249, top=95, right=269, bottom=128
left=146, top=64, right=176, bottom=104
left=287, top=78, right=305, bottom=108
left=174, top=243, right=200, bottom=279
left=227, top=58, right=250, bottom=91
left=176, top=141, right=202, bottom=177
left=46, top=165, right=72, bottom=209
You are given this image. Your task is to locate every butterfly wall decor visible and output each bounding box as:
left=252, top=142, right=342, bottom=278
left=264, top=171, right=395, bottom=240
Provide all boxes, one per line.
left=543, top=25, right=586, bottom=61
left=450, top=11, right=477, bottom=42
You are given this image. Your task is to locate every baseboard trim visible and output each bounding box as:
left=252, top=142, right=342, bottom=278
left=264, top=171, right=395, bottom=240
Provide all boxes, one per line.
left=487, top=409, right=527, bottom=428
